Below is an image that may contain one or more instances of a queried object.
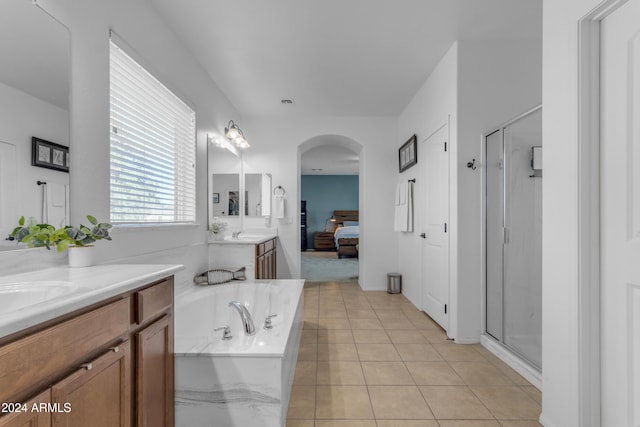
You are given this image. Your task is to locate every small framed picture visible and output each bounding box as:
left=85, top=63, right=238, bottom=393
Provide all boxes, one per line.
left=213, top=193, right=220, bottom=204
left=399, top=134, right=418, bottom=172
left=31, top=137, right=69, bottom=173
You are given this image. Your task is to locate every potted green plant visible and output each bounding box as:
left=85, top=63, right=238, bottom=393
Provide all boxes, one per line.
left=10, top=215, right=112, bottom=267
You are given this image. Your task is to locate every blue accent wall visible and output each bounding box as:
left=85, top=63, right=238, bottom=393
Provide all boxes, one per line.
left=301, top=175, right=359, bottom=249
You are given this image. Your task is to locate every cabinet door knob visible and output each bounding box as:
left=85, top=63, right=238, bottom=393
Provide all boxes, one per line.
left=80, top=363, right=93, bottom=371
left=420, top=233, right=426, bottom=239
left=109, top=346, right=119, bottom=353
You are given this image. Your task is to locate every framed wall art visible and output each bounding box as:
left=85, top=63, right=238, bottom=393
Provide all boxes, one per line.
left=31, top=137, right=69, bottom=172
left=399, top=134, right=417, bottom=172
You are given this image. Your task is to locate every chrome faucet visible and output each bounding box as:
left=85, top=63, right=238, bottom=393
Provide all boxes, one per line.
left=228, top=301, right=256, bottom=335
left=232, top=231, right=242, bottom=239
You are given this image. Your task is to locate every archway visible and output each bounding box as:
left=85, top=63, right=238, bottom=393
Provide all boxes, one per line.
left=298, top=135, right=363, bottom=283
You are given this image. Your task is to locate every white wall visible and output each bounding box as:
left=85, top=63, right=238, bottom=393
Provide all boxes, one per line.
left=35, top=0, right=241, bottom=293
left=242, top=117, right=398, bottom=290
left=0, top=82, right=69, bottom=242
left=456, top=40, right=542, bottom=342
left=397, top=40, right=541, bottom=342
left=397, top=42, right=458, bottom=312
left=540, top=0, right=602, bottom=425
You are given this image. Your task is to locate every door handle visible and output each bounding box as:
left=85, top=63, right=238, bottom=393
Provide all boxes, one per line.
left=420, top=233, right=426, bottom=239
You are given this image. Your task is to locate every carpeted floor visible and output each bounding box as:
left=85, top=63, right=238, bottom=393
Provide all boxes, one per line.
left=301, top=251, right=358, bottom=282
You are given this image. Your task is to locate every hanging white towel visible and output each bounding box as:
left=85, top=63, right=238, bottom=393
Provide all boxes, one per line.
left=50, top=183, right=66, bottom=207
left=406, top=181, right=414, bottom=232
left=393, top=182, right=407, bottom=231
left=46, top=183, right=69, bottom=227
left=393, top=181, right=413, bottom=232
left=273, top=195, right=285, bottom=219
left=398, top=181, right=407, bottom=205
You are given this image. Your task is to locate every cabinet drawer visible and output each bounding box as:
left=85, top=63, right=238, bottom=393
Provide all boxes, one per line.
left=0, top=298, right=130, bottom=404
left=136, top=278, right=173, bottom=325
left=256, top=238, right=275, bottom=257
left=314, top=241, right=335, bottom=250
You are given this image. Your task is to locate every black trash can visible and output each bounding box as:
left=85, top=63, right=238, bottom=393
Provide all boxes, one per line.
left=387, top=273, right=402, bottom=294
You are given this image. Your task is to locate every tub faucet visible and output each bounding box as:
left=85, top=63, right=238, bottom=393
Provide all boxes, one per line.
left=228, top=301, right=256, bottom=335
left=264, top=314, right=277, bottom=330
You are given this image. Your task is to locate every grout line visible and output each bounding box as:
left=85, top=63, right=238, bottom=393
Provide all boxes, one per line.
left=296, top=280, right=541, bottom=425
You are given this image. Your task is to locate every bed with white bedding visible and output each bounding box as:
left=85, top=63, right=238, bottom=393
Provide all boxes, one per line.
left=332, top=210, right=359, bottom=258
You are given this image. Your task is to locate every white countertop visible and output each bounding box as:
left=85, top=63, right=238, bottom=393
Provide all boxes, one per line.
left=0, top=263, right=184, bottom=339
left=208, top=233, right=278, bottom=245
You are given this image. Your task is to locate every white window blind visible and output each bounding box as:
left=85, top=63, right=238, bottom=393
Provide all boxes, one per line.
left=109, top=40, right=196, bottom=224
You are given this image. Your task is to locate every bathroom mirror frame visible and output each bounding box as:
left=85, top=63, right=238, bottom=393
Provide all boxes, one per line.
left=207, top=143, right=272, bottom=226
left=243, top=172, right=272, bottom=218
left=0, top=1, right=70, bottom=250
left=207, top=142, right=241, bottom=225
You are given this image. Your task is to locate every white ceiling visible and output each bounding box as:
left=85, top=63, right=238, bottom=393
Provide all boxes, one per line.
left=301, top=144, right=359, bottom=175
left=148, top=0, right=541, bottom=118
left=1, top=1, right=69, bottom=109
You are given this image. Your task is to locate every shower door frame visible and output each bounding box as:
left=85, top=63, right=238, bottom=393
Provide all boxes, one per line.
left=480, top=105, right=543, bottom=380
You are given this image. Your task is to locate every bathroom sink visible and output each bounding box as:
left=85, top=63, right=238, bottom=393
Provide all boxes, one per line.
left=224, top=234, right=271, bottom=242
left=0, top=282, right=74, bottom=314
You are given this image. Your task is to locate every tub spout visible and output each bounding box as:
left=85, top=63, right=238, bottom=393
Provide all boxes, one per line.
left=228, top=301, right=256, bottom=335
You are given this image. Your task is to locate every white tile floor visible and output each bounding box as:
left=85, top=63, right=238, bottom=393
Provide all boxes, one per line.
left=287, top=280, right=542, bottom=427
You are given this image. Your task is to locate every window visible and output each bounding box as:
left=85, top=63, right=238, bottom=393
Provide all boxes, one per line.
left=109, top=40, right=196, bottom=224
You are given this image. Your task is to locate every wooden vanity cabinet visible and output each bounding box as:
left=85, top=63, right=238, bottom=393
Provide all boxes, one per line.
left=51, top=341, right=131, bottom=427
left=256, top=238, right=277, bottom=279
left=134, top=280, right=174, bottom=427
left=0, top=389, right=52, bottom=427
left=0, top=276, right=174, bottom=427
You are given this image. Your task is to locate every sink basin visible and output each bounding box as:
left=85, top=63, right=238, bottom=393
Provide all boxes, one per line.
left=223, top=234, right=270, bottom=242
left=0, top=282, right=74, bottom=314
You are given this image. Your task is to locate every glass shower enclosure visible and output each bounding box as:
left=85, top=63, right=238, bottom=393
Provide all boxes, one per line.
left=485, top=106, right=542, bottom=370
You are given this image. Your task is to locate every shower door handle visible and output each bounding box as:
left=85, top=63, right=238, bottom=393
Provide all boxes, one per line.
left=503, top=227, right=509, bottom=244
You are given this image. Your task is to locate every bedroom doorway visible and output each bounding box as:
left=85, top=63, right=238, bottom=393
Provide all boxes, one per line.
left=299, top=136, right=361, bottom=282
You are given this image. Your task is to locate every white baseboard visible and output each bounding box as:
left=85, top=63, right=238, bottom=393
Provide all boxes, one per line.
left=538, top=413, right=554, bottom=427
left=454, top=337, right=481, bottom=344
left=481, top=334, right=542, bottom=390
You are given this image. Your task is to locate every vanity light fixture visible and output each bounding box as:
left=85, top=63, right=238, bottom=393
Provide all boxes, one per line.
left=224, top=120, right=250, bottom=149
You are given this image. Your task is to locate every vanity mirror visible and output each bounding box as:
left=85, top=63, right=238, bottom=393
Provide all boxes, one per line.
left=210, top=173, right=241, bottom=217
left=245, top=173, right=272, bottom=218
left=0, top=1, right=70, bottom=249
left=207, top=142, right=272, bottom=223
left=208, top=144, right=241, bottom=221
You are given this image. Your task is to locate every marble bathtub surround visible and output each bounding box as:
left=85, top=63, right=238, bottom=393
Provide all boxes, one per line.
left=288, top=280, right=543, bottom=426
left=174, top=280, right=304, bottom=427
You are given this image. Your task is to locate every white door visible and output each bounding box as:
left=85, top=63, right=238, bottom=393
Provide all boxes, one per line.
left=600, top=1, right=640, bottom=425
left=421, top=124, right=450, bottom=330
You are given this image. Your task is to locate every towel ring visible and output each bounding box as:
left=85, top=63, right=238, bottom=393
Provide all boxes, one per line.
left=273, top=186, right=285, bottom=196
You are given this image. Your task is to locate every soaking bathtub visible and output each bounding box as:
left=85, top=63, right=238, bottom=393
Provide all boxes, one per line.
left=174, top=280, right=304, bottom=427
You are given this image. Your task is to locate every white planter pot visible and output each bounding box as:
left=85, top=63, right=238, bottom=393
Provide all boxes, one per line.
left=68, top=246, right=95, bottom=268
